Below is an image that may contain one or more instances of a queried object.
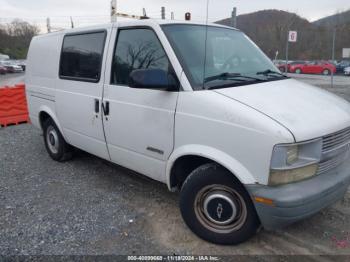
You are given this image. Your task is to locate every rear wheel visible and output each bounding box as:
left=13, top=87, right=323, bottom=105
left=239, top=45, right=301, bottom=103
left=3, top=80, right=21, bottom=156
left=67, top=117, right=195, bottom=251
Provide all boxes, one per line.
left=295, top=68, right=302, bottom=74
left=322, top=69, right=330, bottom=75
left=43, top=118, right=73, bottom=162
left=179, top=163, right=260, bottom=245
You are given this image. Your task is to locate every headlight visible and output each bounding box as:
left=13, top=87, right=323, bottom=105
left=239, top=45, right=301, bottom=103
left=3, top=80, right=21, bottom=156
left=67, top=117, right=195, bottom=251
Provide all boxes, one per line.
left=286, top=145, right=298, bottom=165
left=269, top=139, right=322, bottom=186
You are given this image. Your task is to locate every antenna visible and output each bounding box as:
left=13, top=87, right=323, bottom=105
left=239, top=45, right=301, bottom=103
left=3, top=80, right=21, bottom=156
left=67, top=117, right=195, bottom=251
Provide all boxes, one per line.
left=70, top=16, right=74, bottom=28
left=202, top=0, right=210, bottom=90
left=205, top=0, right=209, bottom=24
left=46, top=17, right=51, bottom=33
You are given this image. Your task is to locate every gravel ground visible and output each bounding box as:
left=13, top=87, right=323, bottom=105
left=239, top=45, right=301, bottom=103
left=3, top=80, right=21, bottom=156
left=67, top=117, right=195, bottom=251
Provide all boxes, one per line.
left=1, top=85, right=350, bottom=257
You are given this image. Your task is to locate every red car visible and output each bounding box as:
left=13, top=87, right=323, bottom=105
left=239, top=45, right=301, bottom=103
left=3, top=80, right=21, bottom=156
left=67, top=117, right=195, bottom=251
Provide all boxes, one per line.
left=278, top=61, right=306, bottom=73
left=289, top=61, right=336, bottom=75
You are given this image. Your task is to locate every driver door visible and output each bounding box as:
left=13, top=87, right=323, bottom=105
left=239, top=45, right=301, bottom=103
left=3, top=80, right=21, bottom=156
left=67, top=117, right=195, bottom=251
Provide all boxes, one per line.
left=102, top=27, right=179, bottom=183
left=306, top=62, right=318, bottom=74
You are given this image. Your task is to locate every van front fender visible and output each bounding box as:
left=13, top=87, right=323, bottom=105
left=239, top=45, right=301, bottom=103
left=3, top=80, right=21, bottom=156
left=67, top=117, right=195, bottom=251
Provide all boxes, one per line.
left=166, top=144, right=257, bottom=191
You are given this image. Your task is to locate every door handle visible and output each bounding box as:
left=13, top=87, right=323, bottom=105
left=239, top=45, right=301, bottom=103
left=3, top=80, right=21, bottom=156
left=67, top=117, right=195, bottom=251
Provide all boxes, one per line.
left=94, top=99, right=100, bottom=113
left=102, top=101, right=110, bottom=116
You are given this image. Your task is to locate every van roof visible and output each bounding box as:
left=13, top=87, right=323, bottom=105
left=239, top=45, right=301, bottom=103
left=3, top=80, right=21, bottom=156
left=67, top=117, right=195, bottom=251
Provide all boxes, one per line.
left=37, top=19, right=236, bottom=37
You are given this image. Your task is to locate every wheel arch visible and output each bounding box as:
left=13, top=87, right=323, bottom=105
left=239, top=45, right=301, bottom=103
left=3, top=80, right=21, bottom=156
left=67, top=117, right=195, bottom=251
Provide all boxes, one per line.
left=38, top=106, right=67, bottom=141
left=295, top=67, right=302, bottom=73
left=166, top=145, right=257, bottom=191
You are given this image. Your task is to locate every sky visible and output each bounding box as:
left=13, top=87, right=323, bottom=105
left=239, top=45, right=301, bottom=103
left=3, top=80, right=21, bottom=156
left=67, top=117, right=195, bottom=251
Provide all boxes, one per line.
left=0, top=0, right=349, bottom=31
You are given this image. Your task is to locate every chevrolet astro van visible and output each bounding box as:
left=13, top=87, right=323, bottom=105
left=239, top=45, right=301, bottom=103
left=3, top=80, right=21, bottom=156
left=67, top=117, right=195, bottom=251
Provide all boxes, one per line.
left=26, top=19, right=350, bottom=245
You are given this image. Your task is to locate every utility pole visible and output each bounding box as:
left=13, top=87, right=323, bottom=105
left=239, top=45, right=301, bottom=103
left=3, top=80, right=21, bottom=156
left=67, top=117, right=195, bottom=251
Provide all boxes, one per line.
left=331, top=28, right=336, bottom=88
left=46, top=17, right=51, bottom=33
left=111, top=0, right=117, bottom=23
left=140, top=8, right=149, bottom=19
left=171, top=12, right=174, bottom=20
left=285, top=15, right=297, bottom=75
left=70, top=16, right=74, bottom=28
left=275, top=51, right=279, bottom=61
left=231, top=7, right=237, bottom=28
left=161, top=6, right=166, bottom=19
left=285, top=35, right=289, bottom=74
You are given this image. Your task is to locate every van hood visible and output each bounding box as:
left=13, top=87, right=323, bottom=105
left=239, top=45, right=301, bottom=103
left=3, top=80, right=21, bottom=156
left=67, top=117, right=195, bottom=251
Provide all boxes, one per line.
left=215, top=79, right=350, bottom=141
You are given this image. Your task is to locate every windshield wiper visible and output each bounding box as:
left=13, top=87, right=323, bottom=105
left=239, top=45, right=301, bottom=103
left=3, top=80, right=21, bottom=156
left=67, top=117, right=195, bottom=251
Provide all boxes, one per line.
left=204, top=72, right=264, bottom=83
left=257, top=69, right=288, bottom=78
left=205, top=72, right=266, bottom=90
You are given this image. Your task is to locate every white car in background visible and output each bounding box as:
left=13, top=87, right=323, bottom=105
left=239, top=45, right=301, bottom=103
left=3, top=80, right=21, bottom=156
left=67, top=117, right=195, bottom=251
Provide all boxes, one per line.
left=0, top=61, right=23, bottom=73
left=345, top=66, right=350, bottom=76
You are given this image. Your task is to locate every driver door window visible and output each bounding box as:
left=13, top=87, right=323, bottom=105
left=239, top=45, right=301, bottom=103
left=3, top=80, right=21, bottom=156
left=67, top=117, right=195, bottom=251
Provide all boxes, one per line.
left=111, top=29, right=170, bottom=86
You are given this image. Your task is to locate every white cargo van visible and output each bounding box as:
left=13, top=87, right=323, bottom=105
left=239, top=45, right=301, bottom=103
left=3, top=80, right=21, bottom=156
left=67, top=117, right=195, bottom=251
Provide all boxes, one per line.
left=26, top=19, right=350, bottom=245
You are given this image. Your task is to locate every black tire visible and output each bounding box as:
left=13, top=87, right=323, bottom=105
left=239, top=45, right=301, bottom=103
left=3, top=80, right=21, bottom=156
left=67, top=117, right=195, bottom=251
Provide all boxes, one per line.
left=179, top=163, right=260, bottom=245
left=43, top=118, right=73, bottom=162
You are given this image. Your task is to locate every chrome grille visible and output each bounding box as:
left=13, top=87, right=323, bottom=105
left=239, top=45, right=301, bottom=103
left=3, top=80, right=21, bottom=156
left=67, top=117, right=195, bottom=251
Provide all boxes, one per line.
left=317, top=126, right=350, bottom=175
left=316, top=152, right=348, bottom=175
left=322, top=126, right=350, bottom=152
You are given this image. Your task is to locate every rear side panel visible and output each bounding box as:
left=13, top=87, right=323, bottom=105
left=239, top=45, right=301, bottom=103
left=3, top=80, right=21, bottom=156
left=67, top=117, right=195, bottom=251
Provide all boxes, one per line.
left=25, top=33, right=62, bottom=129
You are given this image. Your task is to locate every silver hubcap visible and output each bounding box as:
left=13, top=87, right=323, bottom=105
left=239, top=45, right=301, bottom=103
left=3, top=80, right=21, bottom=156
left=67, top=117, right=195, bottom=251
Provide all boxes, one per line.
left=46, top=126, right=59, bottom=154
left=194, top=185, right=247, bottom=233
left=203, top=192, right=237, bottom=225
left=323, top=70, right=329, bottom=75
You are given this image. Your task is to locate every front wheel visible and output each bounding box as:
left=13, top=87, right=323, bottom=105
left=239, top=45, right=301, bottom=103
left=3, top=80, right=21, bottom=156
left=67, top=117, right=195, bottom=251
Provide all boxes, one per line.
left=295, top=68, right=302, bottom=74
left=179, top=163, right=260, bottom=245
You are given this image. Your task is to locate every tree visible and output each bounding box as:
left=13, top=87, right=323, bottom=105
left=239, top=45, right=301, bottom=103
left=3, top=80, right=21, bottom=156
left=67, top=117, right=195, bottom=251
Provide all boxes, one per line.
left=0, top=19, right=40, bottom=59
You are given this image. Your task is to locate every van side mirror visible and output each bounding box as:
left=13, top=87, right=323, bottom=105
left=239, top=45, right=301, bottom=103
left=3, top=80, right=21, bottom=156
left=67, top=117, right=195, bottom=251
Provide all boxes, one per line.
left=129, top=69, right=178, bottom=91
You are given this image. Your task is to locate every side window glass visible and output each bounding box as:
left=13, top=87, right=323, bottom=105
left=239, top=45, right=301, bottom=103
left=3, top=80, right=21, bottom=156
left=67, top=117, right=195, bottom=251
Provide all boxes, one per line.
left=111, top=28, right=172, bottom=86
left=60, top=31, right=106, bottom=82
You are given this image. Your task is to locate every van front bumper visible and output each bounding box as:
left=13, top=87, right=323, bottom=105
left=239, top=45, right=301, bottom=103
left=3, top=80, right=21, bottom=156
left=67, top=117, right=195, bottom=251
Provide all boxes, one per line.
left=246, top=163, right=350, bottom=230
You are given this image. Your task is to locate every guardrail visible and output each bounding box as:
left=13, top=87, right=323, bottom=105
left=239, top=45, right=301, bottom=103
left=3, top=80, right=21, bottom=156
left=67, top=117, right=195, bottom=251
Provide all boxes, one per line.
left=0, top=83, right=30, bottom=127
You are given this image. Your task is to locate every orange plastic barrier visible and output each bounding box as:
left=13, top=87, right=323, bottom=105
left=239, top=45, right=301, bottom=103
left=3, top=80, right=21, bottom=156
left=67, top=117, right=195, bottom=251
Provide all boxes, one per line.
left=0, top=83, right=30, bottom=127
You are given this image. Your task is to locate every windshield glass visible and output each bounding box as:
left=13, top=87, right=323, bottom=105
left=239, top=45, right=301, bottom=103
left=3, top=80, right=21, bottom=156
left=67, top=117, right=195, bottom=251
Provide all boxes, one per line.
left=162, top=24, right=284, bottom=90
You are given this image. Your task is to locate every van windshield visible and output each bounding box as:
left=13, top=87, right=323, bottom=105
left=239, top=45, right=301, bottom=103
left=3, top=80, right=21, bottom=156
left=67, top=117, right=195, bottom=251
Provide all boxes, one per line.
left=162, top=24, right=286, bottom=90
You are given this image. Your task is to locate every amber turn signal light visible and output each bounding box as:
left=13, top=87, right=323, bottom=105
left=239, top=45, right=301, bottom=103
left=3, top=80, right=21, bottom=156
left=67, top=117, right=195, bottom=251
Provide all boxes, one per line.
left=254, top=196, right=274, bottom=206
